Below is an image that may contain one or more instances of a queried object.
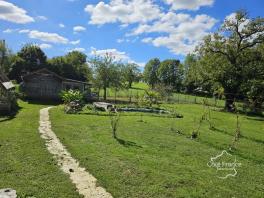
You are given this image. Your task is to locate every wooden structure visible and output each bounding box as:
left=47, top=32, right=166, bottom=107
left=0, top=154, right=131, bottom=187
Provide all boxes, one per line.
left=21, top=68, right=91, bottom=100
left=0, top=73, right=15, bottom=114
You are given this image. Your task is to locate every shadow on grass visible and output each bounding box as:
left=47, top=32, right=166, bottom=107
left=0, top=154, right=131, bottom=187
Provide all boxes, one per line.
left=115, top=137, right=142, bottom=148
left=0, top=115, right=16, bottom=122
left=0, top=106, right=23, bottom=123
left=25, top=99, right=61, bottom=106
left=246, top=117, right=264, bottom=122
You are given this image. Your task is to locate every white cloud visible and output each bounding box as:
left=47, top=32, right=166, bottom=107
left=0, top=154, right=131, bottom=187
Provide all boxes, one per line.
left=73, top=26, right=86, bottom=33
left=3, top=28, right=17, bottom=33
left=19, top=29, right=30, bottom=33
left=38, top=43, right=52, bottom=49
left=36, top=15, right=48, bottom=21
left=85, top=1, right=217, bottom=56
left=59, top=23, right=65, bottom=28
left=164, top=0, right=214, bottom=10
left=84, top=0, right=161, bottom=25
left=69, top=47, right=86, bottom=52
left=141, top=37, right=153, bottom=43
left=28, top=30, right=69, bottom=44
left=70, top=39, right=81, bottom=45
left=128, top=12, right=190, bottom=36
left=0, top=0, right=34, bottom=24
left=136, top=14, right=217, bottom=55
left=90, top=48, right=145, bottom=67
left=117, top=38, right=124, bottom=43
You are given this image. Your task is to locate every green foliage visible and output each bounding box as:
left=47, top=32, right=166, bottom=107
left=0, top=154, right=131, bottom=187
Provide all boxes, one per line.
left=9, top=44, right=47, bottom=81
left=90, top=53, right=124, bottom=100
left=143, top=58, right=160, bottom=89
left=197, top=10, right=264, bottom=111
left=153, top=83, right=173, bottom=102
left=158, top=59, right=183, bottom=91
left=122, top=63, right=140, bottom=88
left=60, top=90, right=84, bottom=113
left=109, top=112, right=121, bottom=139
left=0, top=40, right=13, bottom=74
left=143, top=90, right=160, bottom=107
left=48, top=50, right=91, bottom=81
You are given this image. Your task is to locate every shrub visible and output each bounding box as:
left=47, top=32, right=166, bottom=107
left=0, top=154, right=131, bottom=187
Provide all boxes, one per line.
left=60, top=90, right=84, bottom=114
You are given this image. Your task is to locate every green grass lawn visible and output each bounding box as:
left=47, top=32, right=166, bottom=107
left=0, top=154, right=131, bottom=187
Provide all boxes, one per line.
left=0, top=101, right=80, bottom=198
left=50, top=103, right=264, bottom=198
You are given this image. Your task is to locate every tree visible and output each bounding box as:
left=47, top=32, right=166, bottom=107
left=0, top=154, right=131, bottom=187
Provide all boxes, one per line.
left=110, top=63, right=124, bottom=102
left=9, top=44, right=47, bottom=81
left=0, top=40, right=13, bottom=74
left=183, top=54, right=200, bottom=93
left=122, top=63, right=140, bottom=88
left=48, top=51, right=92, bottom=81
left=198, top=10, right=264, bottom=111
left=158, top=59, right=183, bottom=91
left=90, top=53, right=117, bottom=100
left=144, top=58, right=160, bottom=89
left=240, top=43, right=264, bottom=114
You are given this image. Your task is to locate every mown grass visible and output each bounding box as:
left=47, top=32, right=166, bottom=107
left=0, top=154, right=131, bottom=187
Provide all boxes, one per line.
left=0, top=101, right=80, bottom=198
left=50, top=103, right=264, bottom=198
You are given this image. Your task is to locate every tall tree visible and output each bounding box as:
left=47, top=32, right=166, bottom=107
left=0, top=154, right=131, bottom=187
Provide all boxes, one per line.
left=48, top=51, right=92, bottom=81
left=158, top=59, right=183, bottom=91
left=0, top=40, right=13, bottom=74
left=122, top=63, right=140, bottom=88
left=183, top=54, right=199, bottom=93
left=198, top=10, right=264, bottom=111
left=90, top=53, right=117, bottom=100
left=9, top=44, right=47, bottom=81
left=144, top=58, right=160, bottom=89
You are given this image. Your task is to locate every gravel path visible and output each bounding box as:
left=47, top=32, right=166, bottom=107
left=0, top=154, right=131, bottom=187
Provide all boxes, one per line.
left=39, top=107, right=113, bottom=198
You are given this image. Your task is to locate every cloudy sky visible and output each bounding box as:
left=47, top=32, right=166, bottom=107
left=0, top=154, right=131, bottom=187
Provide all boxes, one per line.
left=0, top=0, right=263, bottom=67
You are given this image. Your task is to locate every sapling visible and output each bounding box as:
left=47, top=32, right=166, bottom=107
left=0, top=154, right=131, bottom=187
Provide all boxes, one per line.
left=229, top=105, right=241, bottom=150
left=170, top=109, right=182, bottom=134
left=109, top=111, right=120, bottom=139
left=138, top=114, right=144, bottom=122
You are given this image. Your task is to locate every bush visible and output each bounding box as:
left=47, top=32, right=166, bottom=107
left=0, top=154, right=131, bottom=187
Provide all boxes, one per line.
left=60, top=90, right=84, bottom=114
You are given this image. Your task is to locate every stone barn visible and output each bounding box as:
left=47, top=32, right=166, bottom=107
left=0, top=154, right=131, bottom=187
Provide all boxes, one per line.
left=0, top=73, right=15, bottom=114
left=21, top=68, right=91, bottom=100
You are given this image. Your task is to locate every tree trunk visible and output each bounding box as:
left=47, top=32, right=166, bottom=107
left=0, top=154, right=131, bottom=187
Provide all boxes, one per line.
left=225, top=94, right=235, bottom=112
left=128, top=81, right=132, bottom=88
left=114, top=89, right=117, bottom=104
left=251, top=98, right=263, bottom=115
left=103, top=87, right=107, bottom=100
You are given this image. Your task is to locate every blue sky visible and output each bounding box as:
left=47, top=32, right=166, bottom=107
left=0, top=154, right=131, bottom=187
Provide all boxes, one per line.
left=0, top=0, right=263, bottom=67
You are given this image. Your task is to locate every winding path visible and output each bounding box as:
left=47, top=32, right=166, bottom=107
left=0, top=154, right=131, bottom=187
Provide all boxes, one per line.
left=39, top=107, right=113, bottom=198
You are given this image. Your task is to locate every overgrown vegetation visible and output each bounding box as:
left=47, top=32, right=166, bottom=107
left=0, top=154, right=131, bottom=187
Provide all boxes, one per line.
left=60, top=90, right=84, bottom=114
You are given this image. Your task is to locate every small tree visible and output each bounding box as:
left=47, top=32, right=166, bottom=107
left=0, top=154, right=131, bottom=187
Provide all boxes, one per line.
left=90, top=53, right=119, bottom=100
left=109, top=112, right=120, bottom=139
left=144, top=90, right=160, bottom=107
left=230, top=104, right=241, bottom=150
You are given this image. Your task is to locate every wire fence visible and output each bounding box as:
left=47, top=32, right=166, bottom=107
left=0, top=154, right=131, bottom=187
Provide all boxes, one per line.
left=97, top=89, right=264, bottom=113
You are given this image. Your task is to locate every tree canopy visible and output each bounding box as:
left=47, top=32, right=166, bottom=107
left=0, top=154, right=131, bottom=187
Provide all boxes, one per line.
left=197, top=10, right=264, bottom=111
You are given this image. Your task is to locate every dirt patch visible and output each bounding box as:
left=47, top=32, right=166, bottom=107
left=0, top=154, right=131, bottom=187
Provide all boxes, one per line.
left=39, top=107, right=113, bottom=198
